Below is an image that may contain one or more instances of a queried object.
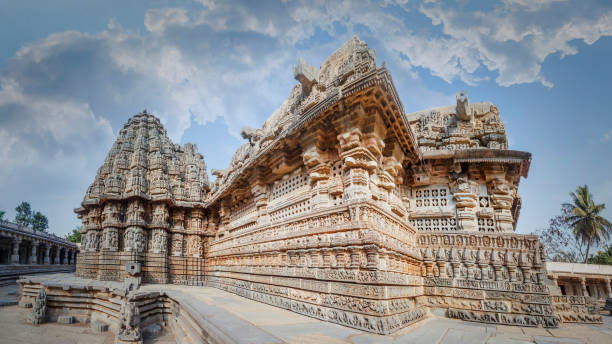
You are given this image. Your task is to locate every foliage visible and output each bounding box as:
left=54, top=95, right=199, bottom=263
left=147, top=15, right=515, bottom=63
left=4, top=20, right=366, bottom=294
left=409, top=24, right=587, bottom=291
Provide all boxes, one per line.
left=534, top=204, right=586, bottom=263
left=588, top=244, right=612, bottom=265
left=31, top=211, right=49, bottom=232
left=65, top=226, right=82, bottom=243
left=564, top=185, right=612, bottom=263
left=0, top=210, right=5, bottom=220
left=15, top=201, right=33, bottom=226
left=14, top=201, right=50, bottom=232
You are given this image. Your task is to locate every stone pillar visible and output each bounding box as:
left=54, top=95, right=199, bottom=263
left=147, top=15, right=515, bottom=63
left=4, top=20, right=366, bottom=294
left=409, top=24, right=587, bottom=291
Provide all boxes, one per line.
left=251, top=172, right=270, bottom=225
left=487, top=174, right=514, bottom=232
left=171, top=209, right=185, bottom=257
left=53, top=247, right=60, bottom=264
left=11, top=238, right=21, bottom=264
left=380, top=141, right=404, bottom=212
left=29, top=242, right=39, bottom=264
left=451, top=177, right=478, bottom=231
left=44, top=246, right=50, bottom=264
left=423, top=247, right=434, bottom=277
left=302, top=127, right=331, bottom=210
left=605, top=278, right=612, bottom=298
left=364, top=245, right=380, bottom=270
left=580, top=277, right=589, bottom=297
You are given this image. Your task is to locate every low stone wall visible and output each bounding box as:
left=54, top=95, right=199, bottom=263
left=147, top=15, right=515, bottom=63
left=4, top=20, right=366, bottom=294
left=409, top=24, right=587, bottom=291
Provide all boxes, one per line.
left=17, top=274, right=283, bottom=344
left=0, top=264, right=75, bottom=286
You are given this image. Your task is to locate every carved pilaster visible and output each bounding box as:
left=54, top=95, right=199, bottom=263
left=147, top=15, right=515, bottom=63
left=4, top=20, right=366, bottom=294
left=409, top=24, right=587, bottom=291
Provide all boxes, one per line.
left=337, top=128, right=377, bottom=202
left=251, top=172, right=270, bottom=225
left=302, top=128, right=331, bottom=209
left=451, top=177, right=478, bottom=231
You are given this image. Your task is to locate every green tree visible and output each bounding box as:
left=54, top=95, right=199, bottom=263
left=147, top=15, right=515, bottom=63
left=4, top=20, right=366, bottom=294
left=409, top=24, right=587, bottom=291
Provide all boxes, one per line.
left=31, top=211, right=49, bottom=232
left=564, top=185, right=612, bottom=263
left=15, top=201, right=33, bottom=226
left=588, top=244, right=612, bottom=265
left=0, top=210, right=5, bottom=220
left=534, top=204, right=586, bottom=263
left=66, top=226, right=82, bottom=243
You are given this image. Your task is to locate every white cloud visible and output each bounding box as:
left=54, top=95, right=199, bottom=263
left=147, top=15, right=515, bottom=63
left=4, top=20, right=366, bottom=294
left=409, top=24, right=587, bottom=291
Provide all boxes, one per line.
left=144, top=8, right=189, bottom=33
left=602, top=129, right=612, bottom=143
left=1, top=0, right=611, bottom=234
left=415, top=1, right=612, bottom=87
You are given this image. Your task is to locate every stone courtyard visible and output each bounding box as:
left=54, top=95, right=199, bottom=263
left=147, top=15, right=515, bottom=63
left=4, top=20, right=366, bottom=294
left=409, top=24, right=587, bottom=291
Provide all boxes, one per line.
left=2, top=279, right=611, bottom=344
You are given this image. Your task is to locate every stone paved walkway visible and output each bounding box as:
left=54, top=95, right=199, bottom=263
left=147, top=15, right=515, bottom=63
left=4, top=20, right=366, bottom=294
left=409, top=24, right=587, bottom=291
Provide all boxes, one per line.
left=3, top=280, right=612, bottom=344
left=143, top=284, right=612, bottom=344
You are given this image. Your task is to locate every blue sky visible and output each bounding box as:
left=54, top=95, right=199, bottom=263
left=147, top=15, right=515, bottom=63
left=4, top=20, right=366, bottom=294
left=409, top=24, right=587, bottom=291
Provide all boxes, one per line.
left=0, top=0, right=611, bottom=237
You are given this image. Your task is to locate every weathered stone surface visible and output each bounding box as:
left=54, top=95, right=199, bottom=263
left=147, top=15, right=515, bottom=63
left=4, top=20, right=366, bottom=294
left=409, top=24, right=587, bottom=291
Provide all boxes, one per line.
left=56, top=36, right=602, bottom=335
left=91, top=320, right=109, bottom=332
left=57, top=315, right=74, bottom=324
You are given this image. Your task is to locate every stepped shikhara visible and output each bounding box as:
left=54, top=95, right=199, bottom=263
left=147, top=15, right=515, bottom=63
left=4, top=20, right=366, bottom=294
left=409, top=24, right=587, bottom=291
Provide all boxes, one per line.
left=72, top=37, right=601, bottom=334
left=76, top=114, right=210, bottom=284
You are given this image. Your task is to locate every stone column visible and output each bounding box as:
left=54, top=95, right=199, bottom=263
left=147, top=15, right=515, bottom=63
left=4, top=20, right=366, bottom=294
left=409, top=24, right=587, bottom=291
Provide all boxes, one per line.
left=451, top=177, right=478, bottom=231
left=605, top=278, right=612, bottom=298
left=53, top=247, right=60, bottom=264
left=580, top=277, right=589, bottom=297
left=251, top=172, right=270, bottom=225
left=381, top=141, right=404, bottom=212
left=302, top=127, right=331, bottom=210
left=29, top=242, right=39, bottom=264
left=487, top=173, right=515, bottom=232
left=44, top=246, right=50, bottom=264
left=11, top=238, right=21, bottom=264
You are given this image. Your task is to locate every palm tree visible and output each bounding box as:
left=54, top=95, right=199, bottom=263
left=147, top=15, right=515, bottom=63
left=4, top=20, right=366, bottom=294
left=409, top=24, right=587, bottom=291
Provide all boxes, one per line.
left=564, top=185, right=612, bottom=263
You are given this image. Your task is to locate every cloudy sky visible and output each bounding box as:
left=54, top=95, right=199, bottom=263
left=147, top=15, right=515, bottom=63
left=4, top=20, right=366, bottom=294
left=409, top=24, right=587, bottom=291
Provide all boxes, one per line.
left=0, top=0, right=611, bottom=237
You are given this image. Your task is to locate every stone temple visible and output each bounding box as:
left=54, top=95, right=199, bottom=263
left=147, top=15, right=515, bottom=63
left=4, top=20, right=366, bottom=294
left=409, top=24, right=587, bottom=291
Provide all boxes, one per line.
left=18, top=37, right=604, bottom=340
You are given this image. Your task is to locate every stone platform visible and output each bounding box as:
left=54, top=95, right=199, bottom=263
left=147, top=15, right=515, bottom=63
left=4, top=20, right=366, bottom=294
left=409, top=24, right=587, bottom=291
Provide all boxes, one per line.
left=13, top=274, right=612, bottom=344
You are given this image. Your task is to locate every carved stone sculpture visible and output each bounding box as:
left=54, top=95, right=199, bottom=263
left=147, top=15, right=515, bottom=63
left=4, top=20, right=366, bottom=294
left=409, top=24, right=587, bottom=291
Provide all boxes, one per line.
left=28, top=288, right=47, bottom=324
left=117, top=298, right=142, bottom=344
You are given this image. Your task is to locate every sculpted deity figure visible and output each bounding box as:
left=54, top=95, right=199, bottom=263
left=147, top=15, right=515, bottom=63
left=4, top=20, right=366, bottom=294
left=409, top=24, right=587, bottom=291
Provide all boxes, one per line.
left=124, top=227, right=144, bottom=252
left=117, top=299, right=142, bottom=342
left=29, top=288, right=47, bottom=324
left=171, top=233, right=183, bottom=256
left=151, top=230, right=167, bottom=254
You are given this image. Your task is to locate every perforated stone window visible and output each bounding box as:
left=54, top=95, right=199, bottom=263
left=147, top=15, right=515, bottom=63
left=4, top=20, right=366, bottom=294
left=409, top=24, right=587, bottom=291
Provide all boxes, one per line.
left=270, top=199, right=311, bottom=222
left=410, top=217, right=457, bottom=231
left=230, top=200, right=257, bottom=229
left=478, top=217, right=497, bottom=232
left=478, top=196, right=491, bottom=208
left=414, top=187, right=448, bottom=208
left=271, top=172, right=308, bottom=200
left=331, top=160, right=344, bottom=206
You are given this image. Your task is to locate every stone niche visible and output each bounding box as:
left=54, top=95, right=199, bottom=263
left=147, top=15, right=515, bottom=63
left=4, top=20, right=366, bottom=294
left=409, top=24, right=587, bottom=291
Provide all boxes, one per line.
left=66, top=37, right=600, bottom=335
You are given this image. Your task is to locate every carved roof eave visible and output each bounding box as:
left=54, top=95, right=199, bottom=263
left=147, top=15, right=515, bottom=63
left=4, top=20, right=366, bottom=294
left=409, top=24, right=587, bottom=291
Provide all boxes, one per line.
left=74, top=196, right=209, bottom=215
left=421, top=149, right=532, bottom=178
left=206, top=67, right=422, bottom=206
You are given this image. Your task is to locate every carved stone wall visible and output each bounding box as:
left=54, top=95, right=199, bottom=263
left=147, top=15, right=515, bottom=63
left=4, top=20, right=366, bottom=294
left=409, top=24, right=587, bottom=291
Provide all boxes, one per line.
left=72, top=37, right=601, bottom=335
